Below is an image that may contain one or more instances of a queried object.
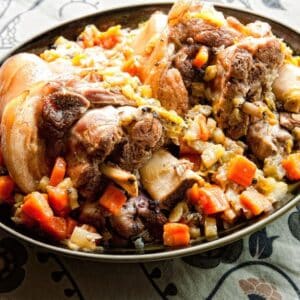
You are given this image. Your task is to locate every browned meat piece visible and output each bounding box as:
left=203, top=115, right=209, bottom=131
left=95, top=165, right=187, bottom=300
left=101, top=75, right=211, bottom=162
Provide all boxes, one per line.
left=79, top=201, right=108, bottom=231
left=173, top=44, right=198, bottom=88
left=157, top=68, right=189, bottom=115
left=77, top=86, right=136, bottom=108
left=279, top=113, right=300, bottom=130
left=118, top=111, right=164, bottom=170
left=170, top=18, right=240, bottom=48
left=212, top=37, right=283, bottom=139
left=69, top=107, right=122, bottom=158
left=39, top=86, right=90, bottom=159
left=109, top=197, right=144, bottom=239
left=247, top=121, right=293, bottom=160
left=66, top=106, right=122, bottom=198
left=135, top=195, right=167, bottom=240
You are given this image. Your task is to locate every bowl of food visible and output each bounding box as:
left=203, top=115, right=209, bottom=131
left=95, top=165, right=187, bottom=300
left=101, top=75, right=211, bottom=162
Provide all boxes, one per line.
left=0, top=0, right=299, bottom=262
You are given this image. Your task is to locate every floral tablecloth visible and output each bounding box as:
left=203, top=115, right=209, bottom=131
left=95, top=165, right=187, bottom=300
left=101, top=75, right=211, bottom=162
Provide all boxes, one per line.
left=0, top=1, right=299, bottom=299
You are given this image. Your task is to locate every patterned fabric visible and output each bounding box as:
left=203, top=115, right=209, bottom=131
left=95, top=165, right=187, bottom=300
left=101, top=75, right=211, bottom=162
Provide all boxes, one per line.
left=0, top=1, right=299, bottom=299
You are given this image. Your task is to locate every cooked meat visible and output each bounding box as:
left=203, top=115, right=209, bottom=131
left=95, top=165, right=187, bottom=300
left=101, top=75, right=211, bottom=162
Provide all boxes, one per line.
left=157, top=68, right=189, bottom=115
left=279, top=113, right=300, bottom=130
left=247, top=120, right=293, bottom=160
left=135, top=194, right=167, bottom=239
left=0, top=53, right=53, bottom=120
left=79, top=201, right=107, bottom=231
left=109, top=197, right=144, bottom=239
left=212, top=37, right=283, bottom=139
left=140, top=149, right=201, bottom=210
left=118, top=111, right=164, bottom=170
left=39, top=86, right=90, bottom=158
left=66, top=107, right=122, bottom=198
left=1, top=83, right=49, bottom=193
left=273, top=64, right=300, bottom=113
left=173, top=44, right=198, bottom=88
left=78, top=86, right=136, bottom=108
left=69, top=107, right=122, bottom=158
left=169, top=18, right=240, bottom=48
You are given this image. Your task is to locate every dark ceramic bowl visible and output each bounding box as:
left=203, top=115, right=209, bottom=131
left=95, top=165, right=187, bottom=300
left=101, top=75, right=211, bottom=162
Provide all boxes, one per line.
left=0, top=2, right=299, bottom=262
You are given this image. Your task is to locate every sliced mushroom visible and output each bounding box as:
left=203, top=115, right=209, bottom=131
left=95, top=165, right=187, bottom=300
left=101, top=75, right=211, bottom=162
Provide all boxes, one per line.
left=99, top=164, right=138, bottom=197
left=1, top=83, right=49, bottom=193
left=140, top=149, right=202, bottom=210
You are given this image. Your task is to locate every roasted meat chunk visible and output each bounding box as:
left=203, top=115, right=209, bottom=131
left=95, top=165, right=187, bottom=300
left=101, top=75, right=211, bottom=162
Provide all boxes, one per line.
left=247, top=121, right=293, bottom=160
left=140, top=149, right=201, bottom=210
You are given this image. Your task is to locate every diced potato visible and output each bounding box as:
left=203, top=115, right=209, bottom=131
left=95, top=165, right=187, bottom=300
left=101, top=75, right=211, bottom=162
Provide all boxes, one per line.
left=201, top=144, right=225, bottom=168
left=204, top=216, right=217, bottom=238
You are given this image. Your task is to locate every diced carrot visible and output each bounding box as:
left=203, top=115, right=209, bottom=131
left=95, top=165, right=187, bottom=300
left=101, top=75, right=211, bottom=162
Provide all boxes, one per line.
left=99, top=184, right=127, bottom=215
left=198, top=115, right=210, bottom=141
left=163, top=223, right=190, bottom=247
left=19, top=211, right=36, bottom=228
left=180, top=154, right=201, bottom=171
left=122, top=56, right=141, bottom=77
left=240, top=189, right=267, bottom=216
left=190, top=185, right=229, bottom=215
left=22, top=192, right=53, bottom=223
left=40, top=216, right=67, bottom=241
left=282, top=153, right=300, bottom=181
left=227, top=155, right=257, bottom=187
left=187, top=183, right=201, bottom=203
left=193, top=46, right=209, bottom=68
left=47, top=187, right=70, bottom=217
left=49, top=157, right=66, bottom=186
left=66, top=218, right=78, bottom=238
left=0, top=176, right=15, bottom=202
left=97, top=25, right=121, bottom=49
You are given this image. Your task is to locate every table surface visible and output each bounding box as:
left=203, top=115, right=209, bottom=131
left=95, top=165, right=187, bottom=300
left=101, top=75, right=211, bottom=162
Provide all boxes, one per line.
left=0, top=1, right=299, bottom=299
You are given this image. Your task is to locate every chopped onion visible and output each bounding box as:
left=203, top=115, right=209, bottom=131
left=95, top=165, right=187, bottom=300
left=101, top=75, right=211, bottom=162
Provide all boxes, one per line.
left=69, top=226, right=101, bottom=251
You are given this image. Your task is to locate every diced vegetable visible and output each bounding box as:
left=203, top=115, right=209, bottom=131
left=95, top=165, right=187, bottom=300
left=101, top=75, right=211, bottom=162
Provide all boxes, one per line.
left=189, top=185, right=229, bottom=215
left=282, top=153, right=300, bottom=180
left=99, top=184, right=127, bottom=215
left=198, top=114, right=210, bottom=141
left=67, top=187, right=79, bottom=210
left=201, top=144, right=225, bottom=168
left=68, top=226, right=101, bottom=251
left=49, top=157, right=67, bottom=187
left=163, top=223, right=190, bottom=247
left=168, top=201, right=189, bottom=222
left=240, top=189, right=269, bottom=216
left=256, top=177, right=288, bottom=203
left=204, top=216, right=217, bottom=238
left=221, top=208, right=237, bottom=224
left=40, top=216, right=67, bottom=241
left=122, top=56, right=141, bottom=77
left=22, top=192, right=53, bottom=223
left=0, top=176, right=15, bottom=202
left=66, top=218, right=78, bottom=238
left=193, top=46, right=209, bottom=69
left=47, top=186, right=70, bottom=217
left=98, top=25, right=121, bottom=49
left=227, top=155, right=257, bottom=187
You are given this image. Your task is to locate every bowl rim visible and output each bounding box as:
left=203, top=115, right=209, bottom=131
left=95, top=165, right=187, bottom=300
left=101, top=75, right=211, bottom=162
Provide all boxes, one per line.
left=0, top=1, right=299, bottom=263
